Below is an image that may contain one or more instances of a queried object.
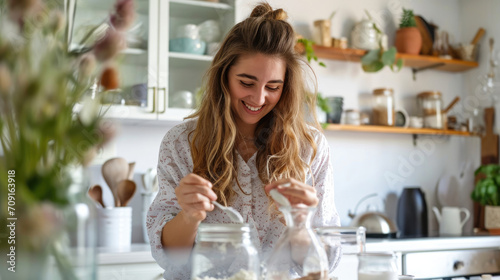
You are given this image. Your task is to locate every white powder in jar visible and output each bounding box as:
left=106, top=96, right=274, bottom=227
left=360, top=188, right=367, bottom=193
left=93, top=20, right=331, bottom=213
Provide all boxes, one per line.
left=194, top=269, right=257, bottom=280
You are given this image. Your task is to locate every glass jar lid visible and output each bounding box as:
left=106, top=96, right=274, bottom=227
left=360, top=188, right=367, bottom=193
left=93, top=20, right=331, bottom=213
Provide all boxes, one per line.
left=373, top=88, right=394, bottom=96
left=358, top=251, right=395, bottom=258
left=417, top=91, right=442, bottom=99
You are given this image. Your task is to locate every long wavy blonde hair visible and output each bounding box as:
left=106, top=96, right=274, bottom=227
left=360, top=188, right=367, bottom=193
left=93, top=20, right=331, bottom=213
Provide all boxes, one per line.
left=187, top=2, right=320, bottom=206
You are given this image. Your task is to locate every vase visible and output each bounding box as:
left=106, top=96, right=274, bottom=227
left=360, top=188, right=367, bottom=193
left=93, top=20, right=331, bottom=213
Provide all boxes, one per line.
left=0, top=166, right=97, bottom=280
left=265, top=206, right=329, bottom=280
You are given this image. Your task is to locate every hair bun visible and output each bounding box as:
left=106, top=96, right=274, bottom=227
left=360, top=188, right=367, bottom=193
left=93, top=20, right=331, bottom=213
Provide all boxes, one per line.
left=250, top=3, right=288, bottom=21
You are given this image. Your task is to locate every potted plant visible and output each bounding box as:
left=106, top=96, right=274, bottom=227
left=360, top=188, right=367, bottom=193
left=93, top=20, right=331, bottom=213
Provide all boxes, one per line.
left=395, top=8, right=422, bottom=55
left=471, top=164, right=500, bottom=234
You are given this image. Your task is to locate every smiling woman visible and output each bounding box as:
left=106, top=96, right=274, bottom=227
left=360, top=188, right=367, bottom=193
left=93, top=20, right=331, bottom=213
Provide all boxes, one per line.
left=147, top=2, right=340, bottom=279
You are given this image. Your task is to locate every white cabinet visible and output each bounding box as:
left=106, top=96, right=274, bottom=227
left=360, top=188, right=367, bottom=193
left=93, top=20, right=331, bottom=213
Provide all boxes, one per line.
left=157, top=0, right=236, bottom=121
left=72, top=0, right=237, bottom=122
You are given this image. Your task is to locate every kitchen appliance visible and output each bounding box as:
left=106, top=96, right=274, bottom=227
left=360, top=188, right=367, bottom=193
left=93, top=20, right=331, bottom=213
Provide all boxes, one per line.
left=397, top=187, right=428, bottom=238
left=349, top=194, right=398, bottom=238
left=364, top=236, right=500, bottom=280
left=433, top=206, right=470, bottom=236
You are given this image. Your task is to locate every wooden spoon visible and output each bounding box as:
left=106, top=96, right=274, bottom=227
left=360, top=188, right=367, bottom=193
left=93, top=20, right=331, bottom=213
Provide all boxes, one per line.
left=102, top=157, right=129, bottom=207
left=88, top=185, right=105, bottom=208
left=117, top=180, right=136, bottom=207
left=443, top=96, right=460, bottom=113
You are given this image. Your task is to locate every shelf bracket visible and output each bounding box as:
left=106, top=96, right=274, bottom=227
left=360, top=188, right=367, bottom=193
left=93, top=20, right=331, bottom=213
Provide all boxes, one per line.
left=412, top=62, right=446, bottom=80
left=412, top=134, right=418, bottom=146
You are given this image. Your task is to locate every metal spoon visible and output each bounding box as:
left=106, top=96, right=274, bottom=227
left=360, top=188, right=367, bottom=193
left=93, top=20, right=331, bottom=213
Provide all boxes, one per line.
left=88, top=185, right=105, bottom=208
left=212, top=201, right=244, bottom=223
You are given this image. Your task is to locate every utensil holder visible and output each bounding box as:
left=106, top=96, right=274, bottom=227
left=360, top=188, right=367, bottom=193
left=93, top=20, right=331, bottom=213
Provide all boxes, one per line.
left=97, top=207, right=132, bottom=250
left=142, top=193, right=155, bottom=243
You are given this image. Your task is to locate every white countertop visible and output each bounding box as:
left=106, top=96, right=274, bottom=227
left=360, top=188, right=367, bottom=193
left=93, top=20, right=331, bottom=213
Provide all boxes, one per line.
left=98, top=243, right=155, bottom=265
left=98, top=236, right=500, bottom=266
left=366, top=235, right=500, bottom=252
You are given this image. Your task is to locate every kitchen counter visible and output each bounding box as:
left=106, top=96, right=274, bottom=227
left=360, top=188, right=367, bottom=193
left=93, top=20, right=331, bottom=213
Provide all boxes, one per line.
left=97, top=243, right=155, bottom=265
left=366, top=235, right=500, bottom=252
left=96, top=243, right=164, bottom=280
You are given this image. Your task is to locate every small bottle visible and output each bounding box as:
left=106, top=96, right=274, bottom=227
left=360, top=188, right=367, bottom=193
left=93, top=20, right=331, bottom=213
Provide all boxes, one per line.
left=358, top=252, right=398, bottom=280
left=191, top=223, right=260, bottom=280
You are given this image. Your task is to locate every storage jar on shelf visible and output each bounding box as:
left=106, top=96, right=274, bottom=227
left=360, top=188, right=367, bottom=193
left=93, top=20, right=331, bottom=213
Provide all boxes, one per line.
left=372, top=88, right=395, bottom=126
left=417, top=91, right=443, bottom=129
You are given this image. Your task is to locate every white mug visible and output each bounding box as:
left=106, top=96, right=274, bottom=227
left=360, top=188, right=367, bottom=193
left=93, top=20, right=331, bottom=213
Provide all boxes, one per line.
left=433, top=206, right=470, bottom=236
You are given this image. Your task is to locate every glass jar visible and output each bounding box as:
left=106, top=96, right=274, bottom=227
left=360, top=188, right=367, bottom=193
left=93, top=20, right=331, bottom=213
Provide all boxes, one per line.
left=372, top=88, right=395, bottom=126
left=315, top=226, right=366, bottom=279
left=417, top=91, right=443, bottom=129
left=358, top=252, right=398, bottom=280
left=265, top=206, right=329, bottom=280
left=326, top=96, right=343, bottom=124
left=191, top=223, right=260, bottom=280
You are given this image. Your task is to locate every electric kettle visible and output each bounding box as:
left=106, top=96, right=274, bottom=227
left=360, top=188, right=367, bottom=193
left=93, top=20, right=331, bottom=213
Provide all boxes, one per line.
left=397, top=187, right=428, bottom=238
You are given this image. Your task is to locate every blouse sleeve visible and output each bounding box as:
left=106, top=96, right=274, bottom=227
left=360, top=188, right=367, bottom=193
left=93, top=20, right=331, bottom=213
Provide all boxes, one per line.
left=308, top=130, right=340, bottom=228
left=146, top=122, right=194, bottom=277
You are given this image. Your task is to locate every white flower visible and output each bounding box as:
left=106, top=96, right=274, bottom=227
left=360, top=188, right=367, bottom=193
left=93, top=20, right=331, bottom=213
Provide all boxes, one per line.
left=78, top=95, right=100, bottom=126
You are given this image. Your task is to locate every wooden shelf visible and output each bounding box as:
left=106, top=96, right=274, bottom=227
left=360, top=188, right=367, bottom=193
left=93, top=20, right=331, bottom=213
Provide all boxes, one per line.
left=324, top=124, right=478, bottom=137
left=312, top=45, right=478, bottom=72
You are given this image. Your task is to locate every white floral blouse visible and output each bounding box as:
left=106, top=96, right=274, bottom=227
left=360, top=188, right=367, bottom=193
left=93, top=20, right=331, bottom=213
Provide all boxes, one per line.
left=147, top=119, right=340, bottom=279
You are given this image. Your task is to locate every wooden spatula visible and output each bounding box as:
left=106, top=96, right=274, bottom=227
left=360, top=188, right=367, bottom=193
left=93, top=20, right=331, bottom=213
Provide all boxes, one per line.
left=481, top=107, right=499, bottom=164
left=102, top=157, right=129, bottom=207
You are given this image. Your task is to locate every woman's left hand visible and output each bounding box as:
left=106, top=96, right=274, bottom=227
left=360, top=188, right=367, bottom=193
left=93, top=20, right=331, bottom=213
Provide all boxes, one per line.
left=264, top=178, right=318, bottom=207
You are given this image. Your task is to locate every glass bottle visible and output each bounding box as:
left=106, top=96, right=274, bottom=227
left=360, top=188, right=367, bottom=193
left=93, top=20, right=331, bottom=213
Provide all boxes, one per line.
left=191, top=223, right=260, bottom=280
left=358, top=252, right=398, bottom=280
left=265, top=206, right=329, bottom=280
left=59, top=166, right=97, bottom=280
left=372, top=88, right=395, bottom=126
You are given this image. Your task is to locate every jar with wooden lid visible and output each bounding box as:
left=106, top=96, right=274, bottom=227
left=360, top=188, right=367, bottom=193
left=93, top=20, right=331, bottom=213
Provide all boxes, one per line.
left=372, top=88, right=395, bottom=126
left=417, top=91, right=443, bottom=129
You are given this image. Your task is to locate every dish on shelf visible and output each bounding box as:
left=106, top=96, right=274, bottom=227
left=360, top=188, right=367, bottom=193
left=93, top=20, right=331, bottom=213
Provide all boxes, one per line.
left=169, top=38, right=206, bottom=55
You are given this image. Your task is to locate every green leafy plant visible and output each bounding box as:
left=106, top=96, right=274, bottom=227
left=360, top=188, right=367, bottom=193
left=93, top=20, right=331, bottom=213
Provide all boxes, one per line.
left=471, top=164, right=500, bottom=206
left=360, top=11, right=403, bottom=73
left=316, top=92, right=331, bottom=114
left=297, top=38, right=326, bottom=67
left=0, top=0, right=134, bottom=277
left=399, top=9, right=417, bottom=28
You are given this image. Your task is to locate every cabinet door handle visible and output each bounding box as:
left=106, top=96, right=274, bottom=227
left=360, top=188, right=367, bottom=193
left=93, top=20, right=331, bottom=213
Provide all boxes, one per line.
left=158, top=87, right=167, bottom=114
left=148, top=86, right=156, bottom=113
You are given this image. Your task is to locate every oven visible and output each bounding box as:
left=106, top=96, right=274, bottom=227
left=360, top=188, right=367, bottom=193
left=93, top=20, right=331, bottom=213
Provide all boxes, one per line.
left=401, top=248, right=500, bottom=279
left=365, top=236, right=500, bottom=280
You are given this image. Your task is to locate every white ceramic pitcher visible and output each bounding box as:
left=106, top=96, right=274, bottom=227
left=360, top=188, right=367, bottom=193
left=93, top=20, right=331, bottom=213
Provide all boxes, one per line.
left=432, top=206, right=470, bottom=236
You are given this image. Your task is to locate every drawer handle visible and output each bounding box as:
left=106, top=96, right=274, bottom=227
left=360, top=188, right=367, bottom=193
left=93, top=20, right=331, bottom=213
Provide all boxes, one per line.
left=453, top=260, right=464, bottom=271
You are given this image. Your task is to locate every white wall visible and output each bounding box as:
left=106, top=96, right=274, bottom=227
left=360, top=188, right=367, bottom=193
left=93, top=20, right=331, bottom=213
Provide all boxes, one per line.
left=92, top=0, right=498, bottom=242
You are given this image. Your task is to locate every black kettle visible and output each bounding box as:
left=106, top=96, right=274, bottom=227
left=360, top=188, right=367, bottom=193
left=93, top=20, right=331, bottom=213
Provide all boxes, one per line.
left=397, top=187, right=428, bottom=238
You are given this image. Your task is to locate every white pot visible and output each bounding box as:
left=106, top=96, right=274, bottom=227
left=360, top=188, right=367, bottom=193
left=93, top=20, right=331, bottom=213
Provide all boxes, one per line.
left=485, top=205, right=500, bottom=230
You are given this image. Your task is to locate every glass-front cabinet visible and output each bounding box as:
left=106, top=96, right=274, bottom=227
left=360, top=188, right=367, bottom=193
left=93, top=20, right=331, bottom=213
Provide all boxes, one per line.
left=72, top=0, right=237, bottom=121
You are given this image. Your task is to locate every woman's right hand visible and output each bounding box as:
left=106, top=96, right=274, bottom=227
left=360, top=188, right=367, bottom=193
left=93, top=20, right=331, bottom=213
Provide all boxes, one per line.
left=175, top=173, right=217, bottom=224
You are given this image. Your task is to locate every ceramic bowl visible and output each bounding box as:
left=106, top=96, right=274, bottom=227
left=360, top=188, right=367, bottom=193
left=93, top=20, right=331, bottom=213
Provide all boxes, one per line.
left=169, top=38, right=206, bottom=55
